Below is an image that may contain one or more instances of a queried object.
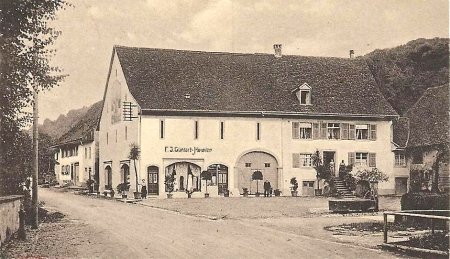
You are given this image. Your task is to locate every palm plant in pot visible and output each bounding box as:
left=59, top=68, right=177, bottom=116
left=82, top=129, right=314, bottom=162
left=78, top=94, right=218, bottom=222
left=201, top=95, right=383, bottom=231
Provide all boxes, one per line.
left=201, top=170, right=212, bottom=198
left=128, top=143, right=141, bottom=199
left=252, top=171, right=263, bottom=197
left=290, top=177, right=298, bottom=197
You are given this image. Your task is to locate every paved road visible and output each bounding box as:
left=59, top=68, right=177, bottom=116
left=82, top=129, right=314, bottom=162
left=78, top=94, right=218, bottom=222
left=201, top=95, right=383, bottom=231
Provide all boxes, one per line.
left=40, top=189, right=399, bottom=259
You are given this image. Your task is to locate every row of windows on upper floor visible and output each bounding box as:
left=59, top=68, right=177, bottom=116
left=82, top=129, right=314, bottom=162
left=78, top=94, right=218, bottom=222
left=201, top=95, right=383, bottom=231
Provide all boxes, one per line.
left=104, top=121, right=379, bottom=144
left=57, top=146, right=92, bottom=160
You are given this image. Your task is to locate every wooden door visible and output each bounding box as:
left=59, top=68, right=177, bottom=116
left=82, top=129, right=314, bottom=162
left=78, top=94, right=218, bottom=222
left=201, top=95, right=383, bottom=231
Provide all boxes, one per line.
left=302, top=181, right=315, bottom=196
left=147, top=166, right=159, bottom=195
left=218, top=170, right=228, bottom=195
left=395, top=177, right=408, bottom=195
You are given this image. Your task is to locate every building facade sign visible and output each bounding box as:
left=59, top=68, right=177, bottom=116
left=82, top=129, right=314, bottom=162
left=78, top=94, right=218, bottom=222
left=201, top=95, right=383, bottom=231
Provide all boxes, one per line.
left=164, top=146, right=213, bottom=155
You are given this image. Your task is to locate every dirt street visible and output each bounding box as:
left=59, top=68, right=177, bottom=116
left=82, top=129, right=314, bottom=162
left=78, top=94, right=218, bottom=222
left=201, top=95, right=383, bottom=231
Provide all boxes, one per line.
left=19, top=189, right=401, bottom=258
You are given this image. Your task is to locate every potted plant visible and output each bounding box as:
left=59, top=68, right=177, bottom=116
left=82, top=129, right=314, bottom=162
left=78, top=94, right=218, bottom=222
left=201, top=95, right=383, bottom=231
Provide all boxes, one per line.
left=224, top=189, right=230, bottom=197
left=311, top=150, right=332, bottom=196
left=117, top=183, right=130, bottom=199
left=129, top=143, right=141, bottom=199
left=274, top=189, right=281, bottom=197
left=201, top=171, right=212, bottom=198
left=110, top=188, right=115, bottom=198
left=242, top=188, right=249, bottom=197
left=251, top=171, right=263, bottom=197
left=103, top=190, right=108, bottom=197
left=165, top=172, right=175, bottom=198
left=290, top=177, right=298, bottom=197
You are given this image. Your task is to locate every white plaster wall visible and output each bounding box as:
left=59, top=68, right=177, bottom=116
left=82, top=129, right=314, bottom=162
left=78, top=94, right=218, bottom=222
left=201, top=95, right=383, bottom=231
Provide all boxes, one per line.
left=139, top=116, right=396, bottom=197
left=140, top=116, right=283, bottom=196
left=98, top=51, right=140, bottom=193
left=282, top=119, right=395, bottom=195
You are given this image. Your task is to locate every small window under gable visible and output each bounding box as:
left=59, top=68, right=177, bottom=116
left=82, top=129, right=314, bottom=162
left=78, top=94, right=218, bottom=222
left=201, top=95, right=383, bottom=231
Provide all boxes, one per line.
left=293, top=83, right=311, bottom=105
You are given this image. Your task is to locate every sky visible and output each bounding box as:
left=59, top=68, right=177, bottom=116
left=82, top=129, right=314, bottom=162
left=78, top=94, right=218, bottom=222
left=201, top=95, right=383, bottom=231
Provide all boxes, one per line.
left=40, top=0, right=449, bottom=122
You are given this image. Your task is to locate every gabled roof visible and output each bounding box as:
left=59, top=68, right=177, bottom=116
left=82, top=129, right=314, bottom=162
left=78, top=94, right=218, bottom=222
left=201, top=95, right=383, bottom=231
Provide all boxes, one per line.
left=114, top=46, right=397, bottom=118
left=54, top=101, right=103, bottom=147
left=405, top=85, right=449, bottom=148
left=392, top=117, right=410, bottom=148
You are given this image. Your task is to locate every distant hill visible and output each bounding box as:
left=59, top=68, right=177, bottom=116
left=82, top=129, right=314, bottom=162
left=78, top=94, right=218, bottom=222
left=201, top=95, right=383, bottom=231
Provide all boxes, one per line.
left=56, top=100, right=103, bottom=145
left=39, top=101, right=102, bottom=141
left=364, top=37, right=449, bottom=115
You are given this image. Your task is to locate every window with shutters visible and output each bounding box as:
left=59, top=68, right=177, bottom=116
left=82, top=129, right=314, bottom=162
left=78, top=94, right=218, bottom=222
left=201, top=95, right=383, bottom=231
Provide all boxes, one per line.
left=300, top=153, right=313, bottom=167
left=356, top=124, right=369, bottom=139
left=355, top=152, right=368, bottom=166
left=292, top=153, right=312, bottom=167
left=292, top=122, right=312, bottom=139
left=349, top=124, right=356, bottom=140
left=327, top=123, right=340, bottom=139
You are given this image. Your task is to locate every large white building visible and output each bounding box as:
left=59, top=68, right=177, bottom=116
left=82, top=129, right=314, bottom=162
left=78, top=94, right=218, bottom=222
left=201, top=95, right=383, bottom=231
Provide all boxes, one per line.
left=98, top=45, right=400, bottom=197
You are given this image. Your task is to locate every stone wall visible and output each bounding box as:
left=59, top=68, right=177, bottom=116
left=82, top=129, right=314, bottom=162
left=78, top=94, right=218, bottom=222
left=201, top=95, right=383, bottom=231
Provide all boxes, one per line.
left=0, top=195, right=22, bottom=247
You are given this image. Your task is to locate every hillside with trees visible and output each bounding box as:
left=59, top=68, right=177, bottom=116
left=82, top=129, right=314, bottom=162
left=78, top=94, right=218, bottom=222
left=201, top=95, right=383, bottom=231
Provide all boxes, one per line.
left=39, top=105, right=90, bottom=140
left=364, top=37, right=449, bottom=115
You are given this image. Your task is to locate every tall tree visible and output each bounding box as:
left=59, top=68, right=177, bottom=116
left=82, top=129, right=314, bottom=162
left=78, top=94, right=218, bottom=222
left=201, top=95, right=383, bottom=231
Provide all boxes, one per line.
left=0, top=0, right=67, bottom=195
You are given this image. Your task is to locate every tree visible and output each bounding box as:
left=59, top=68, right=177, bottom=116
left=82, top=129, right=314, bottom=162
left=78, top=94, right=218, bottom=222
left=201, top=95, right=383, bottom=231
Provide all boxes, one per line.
left=128, top=143, right=140, bottom=194
left=431, top=144, right=449, bottom=193
left=251, top=171, right=263, bottom=194
left=311, top=150, right=331, bottom=193
left=0, top=0, right=67, bottom=195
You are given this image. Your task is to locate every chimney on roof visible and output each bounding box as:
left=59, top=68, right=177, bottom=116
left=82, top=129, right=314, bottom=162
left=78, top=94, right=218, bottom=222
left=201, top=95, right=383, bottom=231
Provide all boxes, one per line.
left=273, top=44, right=282, bottom=58
left=349, top=50, right=355, bottom=59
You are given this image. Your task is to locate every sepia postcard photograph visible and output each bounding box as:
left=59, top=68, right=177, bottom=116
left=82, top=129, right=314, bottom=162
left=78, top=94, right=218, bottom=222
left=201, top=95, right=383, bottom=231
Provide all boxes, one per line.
left=0, top=0, right=449, bottom=258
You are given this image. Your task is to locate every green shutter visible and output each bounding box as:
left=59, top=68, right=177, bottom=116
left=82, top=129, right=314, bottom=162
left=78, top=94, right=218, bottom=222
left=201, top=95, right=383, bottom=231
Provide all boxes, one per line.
left=341, top=123, right=349, bottom=140
left=320, top=122, right=327, bottom=139
left=312, top=123, right=320, bottom=139
left=292, top=122, right=299, bottom=139
left=348, top=152, right=355, bottom=166
left=349, top=124, right=356, bottom=140
left=369, top=153, right=376, bottom=167
left=293, top=153, right=300, bottom=168
left=370, top=124, right=377, bottom=140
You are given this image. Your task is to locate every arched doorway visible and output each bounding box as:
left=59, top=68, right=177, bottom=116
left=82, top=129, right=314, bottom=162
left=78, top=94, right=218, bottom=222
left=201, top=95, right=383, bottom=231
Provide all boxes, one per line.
left=121, top=164, right=130, bottom=184
left=236, top=151, right=278, bottom=194
left=147, top=166, right=159, bottom=195
left=104, top=165, right=112, bottom=189
left=207, top=164, right=228, bottom=195
left=165, top=162, right=201, bottom=192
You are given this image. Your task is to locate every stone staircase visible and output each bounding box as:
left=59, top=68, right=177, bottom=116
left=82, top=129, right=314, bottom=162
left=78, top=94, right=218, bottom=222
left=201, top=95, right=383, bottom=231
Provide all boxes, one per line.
left=333, top=178, right=356, bottom=198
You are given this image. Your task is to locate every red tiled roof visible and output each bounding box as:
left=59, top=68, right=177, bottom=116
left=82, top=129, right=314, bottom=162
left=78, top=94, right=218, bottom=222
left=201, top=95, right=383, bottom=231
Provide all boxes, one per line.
left=115, top=46, right=397, bottom=118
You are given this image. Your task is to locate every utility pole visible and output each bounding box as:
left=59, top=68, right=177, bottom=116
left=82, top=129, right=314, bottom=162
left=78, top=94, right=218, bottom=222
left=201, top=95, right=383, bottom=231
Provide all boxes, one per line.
left=32, top=88, right=39, bottom=229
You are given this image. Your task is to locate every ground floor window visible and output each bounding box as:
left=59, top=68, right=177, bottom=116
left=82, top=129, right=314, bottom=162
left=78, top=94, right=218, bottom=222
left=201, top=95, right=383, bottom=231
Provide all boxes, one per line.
left=355, top=152, right=368, bottom=166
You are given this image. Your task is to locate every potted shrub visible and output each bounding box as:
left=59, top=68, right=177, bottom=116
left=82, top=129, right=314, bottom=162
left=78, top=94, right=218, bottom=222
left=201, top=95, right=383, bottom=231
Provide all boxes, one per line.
left=103, top=190, right=108, bottom=197
left=290, top=177, right=298, bottom=197
left=224, top=189, right=230, bottom=197
left=274, top=189, right=281, bottom=197
left=311, top=150, right=332, bottom=196
left=110, top=188, right=115, bottom=198
left=251, top=171, right=263, bottom=197
left=165, top=174, right=175, bottom=199
left=117, top=183, right=130, bottom=199
left=242, top=188, right=249, bottom=197
left=201, top=170, right=212, bottom=198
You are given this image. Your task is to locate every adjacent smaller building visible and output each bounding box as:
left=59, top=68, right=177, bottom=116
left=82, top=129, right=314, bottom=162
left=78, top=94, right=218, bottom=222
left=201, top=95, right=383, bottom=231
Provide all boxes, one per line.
left=53, top=102, right=102, bottom=187
left=392, top=85, right=450, bottom=193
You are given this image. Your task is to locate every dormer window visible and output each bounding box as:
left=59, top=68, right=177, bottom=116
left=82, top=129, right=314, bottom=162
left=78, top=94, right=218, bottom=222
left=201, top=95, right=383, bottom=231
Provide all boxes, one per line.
left=293, top=83, right=311, bottom=105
